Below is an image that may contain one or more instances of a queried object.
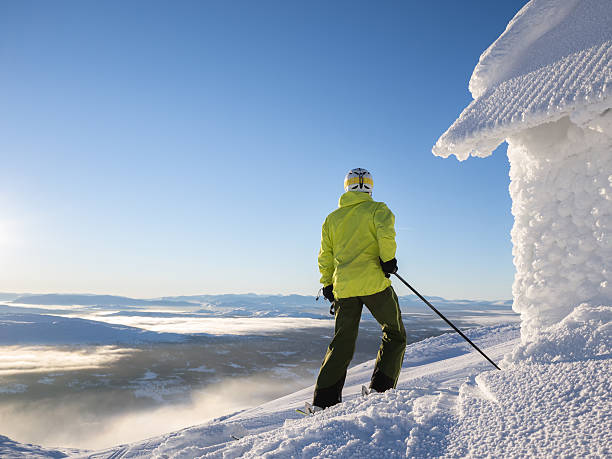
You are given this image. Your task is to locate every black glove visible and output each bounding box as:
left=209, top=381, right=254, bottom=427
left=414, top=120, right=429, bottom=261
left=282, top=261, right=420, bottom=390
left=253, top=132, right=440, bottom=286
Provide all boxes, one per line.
left=379, top=257, right=398, bottom=278
left=322, top=284, right=335, bottom=303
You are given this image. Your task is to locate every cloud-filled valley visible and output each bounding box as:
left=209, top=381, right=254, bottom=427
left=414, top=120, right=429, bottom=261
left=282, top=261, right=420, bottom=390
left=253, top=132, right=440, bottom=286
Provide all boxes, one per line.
left=0, top=292, right=518, bottom=450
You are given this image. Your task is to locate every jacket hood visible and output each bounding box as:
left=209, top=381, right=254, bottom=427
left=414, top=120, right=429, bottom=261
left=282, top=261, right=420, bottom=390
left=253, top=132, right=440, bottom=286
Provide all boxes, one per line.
left=338, top=191, right=373, bottom=208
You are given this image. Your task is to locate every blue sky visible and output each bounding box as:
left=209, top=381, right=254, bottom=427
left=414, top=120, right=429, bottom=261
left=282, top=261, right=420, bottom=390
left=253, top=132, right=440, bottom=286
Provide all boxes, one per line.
left=0, top=0, right=528, bottom=299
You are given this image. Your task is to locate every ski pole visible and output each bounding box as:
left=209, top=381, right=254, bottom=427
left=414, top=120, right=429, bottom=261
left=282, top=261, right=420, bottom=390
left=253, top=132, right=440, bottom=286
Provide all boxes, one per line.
left=393, top=272, right=501, bottom=371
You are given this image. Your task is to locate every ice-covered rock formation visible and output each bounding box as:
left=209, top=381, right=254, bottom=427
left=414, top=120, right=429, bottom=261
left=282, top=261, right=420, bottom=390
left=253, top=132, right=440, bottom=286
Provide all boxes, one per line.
left=433, top=0, right=612, bottom=342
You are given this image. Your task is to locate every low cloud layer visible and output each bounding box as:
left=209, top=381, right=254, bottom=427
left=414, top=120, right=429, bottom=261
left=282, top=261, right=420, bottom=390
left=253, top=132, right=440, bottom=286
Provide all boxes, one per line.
left=70, top=314, right=333, bottom=335
left=0, top=346, right=135, bottom=376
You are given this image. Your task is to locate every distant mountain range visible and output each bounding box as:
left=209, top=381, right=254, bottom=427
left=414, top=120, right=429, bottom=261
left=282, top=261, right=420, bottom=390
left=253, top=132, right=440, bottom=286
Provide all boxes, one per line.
left=4, top=292, right=512, bottom=315
left=9, top=294, right=199, bottom=308
left=0, top=292, right=516, bottom=346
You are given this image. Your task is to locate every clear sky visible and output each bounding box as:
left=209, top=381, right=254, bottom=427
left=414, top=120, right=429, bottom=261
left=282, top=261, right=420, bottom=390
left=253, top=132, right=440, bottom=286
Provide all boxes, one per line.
left=0, top=0, right=529, bottom=300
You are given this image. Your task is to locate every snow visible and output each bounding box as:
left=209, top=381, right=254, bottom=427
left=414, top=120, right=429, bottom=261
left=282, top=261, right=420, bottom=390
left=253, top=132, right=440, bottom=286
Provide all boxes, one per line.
left=433, top=0, right=612, bottom=342
left=0, top=435, right=80, bottom=459
left=469, top=0, right=603, bottom=99
left=433, top=0, right=612, bottom=160
left=449, top=358, right=610, bottom=458
left=507, top=115, right=612, bottom=341
left=505, top=303, right=611, bottom=364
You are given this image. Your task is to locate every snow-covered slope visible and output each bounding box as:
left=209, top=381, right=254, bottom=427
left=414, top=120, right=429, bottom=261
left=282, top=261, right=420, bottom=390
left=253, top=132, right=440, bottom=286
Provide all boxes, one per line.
left=86, top=315, right=610, bottom=458
left=0, top=435, right=82, bottom=459
left=87, top=308, right=612, bottom=458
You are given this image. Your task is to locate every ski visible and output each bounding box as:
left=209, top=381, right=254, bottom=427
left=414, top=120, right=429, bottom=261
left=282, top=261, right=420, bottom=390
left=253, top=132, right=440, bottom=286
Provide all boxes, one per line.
left=296, top=402, right=321, bottom=416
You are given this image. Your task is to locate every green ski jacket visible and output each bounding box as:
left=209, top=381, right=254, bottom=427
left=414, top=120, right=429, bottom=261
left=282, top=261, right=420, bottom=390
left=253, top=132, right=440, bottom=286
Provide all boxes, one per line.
left=318, top=191, right=396, bottom=299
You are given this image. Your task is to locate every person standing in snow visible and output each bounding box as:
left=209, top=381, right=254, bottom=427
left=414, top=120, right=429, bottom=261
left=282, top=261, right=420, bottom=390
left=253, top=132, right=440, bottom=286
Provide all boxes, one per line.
left=313, top=168, right=407, bottom=409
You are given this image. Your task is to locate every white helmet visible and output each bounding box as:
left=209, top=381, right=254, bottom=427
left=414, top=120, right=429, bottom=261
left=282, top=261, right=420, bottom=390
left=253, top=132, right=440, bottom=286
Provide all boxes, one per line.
left=344, top=168, right=373, bottom=195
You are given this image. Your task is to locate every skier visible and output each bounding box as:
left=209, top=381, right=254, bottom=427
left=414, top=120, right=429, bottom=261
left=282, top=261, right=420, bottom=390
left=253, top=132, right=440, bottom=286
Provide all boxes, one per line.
left=312, top=168, right=407, bottom=410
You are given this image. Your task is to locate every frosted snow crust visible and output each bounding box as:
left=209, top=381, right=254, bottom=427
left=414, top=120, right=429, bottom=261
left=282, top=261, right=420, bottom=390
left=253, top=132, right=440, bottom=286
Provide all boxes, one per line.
left=470, top=0, right=607, bottom=99
left=507, top=116, right=612, bottom=340
left=433, top=0, right=612, bottom=160
left=505, top=303, right=611, bottom=364
left=450, top=358, right=611, bottom=458
left=456, top=304, right=612, bottom=457
left=434, top=40, right=612, bottom=160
